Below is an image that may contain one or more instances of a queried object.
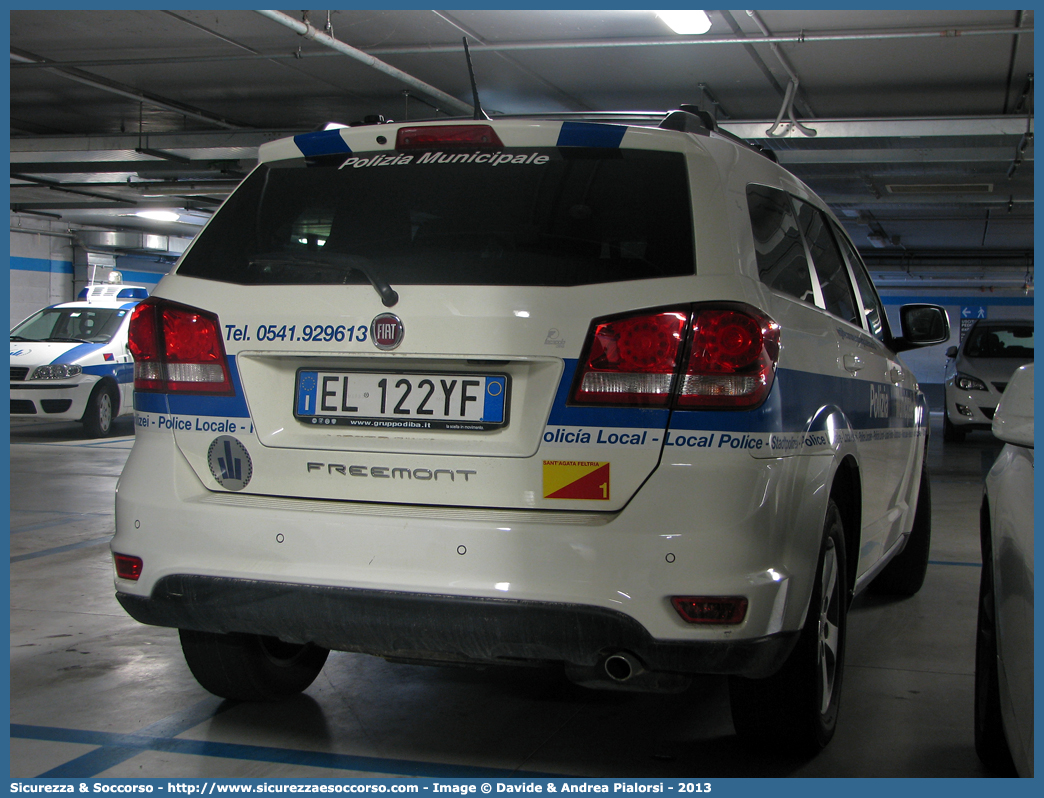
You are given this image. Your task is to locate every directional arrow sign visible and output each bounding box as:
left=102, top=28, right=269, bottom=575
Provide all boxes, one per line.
left=962, top=306, right=987, bottom=320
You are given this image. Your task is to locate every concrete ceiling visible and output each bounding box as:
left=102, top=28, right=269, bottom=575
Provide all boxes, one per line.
left=9, top=9, right=1034, bottom=277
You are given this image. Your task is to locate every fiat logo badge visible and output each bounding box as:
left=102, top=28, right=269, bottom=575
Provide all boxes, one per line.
left=371, top=313, right=404, bottom=350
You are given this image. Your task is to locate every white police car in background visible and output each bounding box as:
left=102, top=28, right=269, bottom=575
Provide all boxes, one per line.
left=111, top=110, right=949, bottom=755
left=10, top=281, right=147, bottom=437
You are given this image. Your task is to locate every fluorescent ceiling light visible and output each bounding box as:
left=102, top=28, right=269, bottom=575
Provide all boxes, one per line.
left=656, top=10, right=712, bottom=35
left=135, top=210, right=181, bottom=222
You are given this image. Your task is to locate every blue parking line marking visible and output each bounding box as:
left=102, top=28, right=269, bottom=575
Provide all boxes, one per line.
left=10, top=511, right=111, bottom=535
left=15, top=723, right=558, bottom=778
left=10, top=536, right=112, bottom=563
left=928, top=560, right=981, bottom=568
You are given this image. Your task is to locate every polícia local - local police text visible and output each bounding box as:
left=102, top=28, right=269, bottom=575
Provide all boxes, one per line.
left=142, top=414, right=246, bottom=433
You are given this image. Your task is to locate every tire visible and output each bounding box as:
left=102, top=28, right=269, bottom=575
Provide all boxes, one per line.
left=179, top=629, right=330, bottom=701
left=82, top=382, right=116, bottom=438
left=729, top=499, right=848, bottom=756
left=943, top=414, right=966, bottom=443
left=870, top=463, right=932, bottom=597
left=973, top=528, right=1017, bottom=775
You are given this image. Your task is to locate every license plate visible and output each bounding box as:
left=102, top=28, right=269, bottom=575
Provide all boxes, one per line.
left=295, top=370, right=509, bottom=431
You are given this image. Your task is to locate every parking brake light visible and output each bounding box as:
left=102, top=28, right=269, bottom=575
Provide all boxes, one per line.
left=396, top=124, right=504, bottom=149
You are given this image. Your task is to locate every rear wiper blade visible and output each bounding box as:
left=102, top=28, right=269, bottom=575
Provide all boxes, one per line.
left=249, top=252, right=399, bottom=307
left=45, top=336, right=92, bottom=344
left=10, top=336, right=36, bottom=342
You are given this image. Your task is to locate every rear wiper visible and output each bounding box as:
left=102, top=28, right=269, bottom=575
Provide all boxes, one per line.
left=10, top=335, right=36, bottom=342
left=249, top=252, right=399, bottom=307
left=45, top=336, right=92, bottom=344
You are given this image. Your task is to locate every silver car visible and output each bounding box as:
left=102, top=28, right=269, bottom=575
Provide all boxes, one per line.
left=943, top=320, right=1033, bottom=442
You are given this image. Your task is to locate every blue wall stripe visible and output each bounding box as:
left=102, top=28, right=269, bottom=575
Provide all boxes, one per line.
left=10, top=256, right=73, bottom=274
left=112, top=269, right=165, bottom=285
left=880, top=294, right=1033, bottom=307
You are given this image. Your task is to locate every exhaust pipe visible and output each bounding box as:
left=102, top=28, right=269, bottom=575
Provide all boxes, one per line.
left=603, top=651, right=645, bottom=682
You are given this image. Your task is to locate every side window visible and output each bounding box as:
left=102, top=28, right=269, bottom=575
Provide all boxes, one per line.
left=793, top=199, right=860, bottom=325
left=746, top=185, right=815, bottom=304
left=833, top=224, right=889, bottom=342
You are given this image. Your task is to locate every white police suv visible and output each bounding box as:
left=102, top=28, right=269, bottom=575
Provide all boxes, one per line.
left=111, top=111, right=949, bottom=754
left=11, top=283, right=147, bottom=437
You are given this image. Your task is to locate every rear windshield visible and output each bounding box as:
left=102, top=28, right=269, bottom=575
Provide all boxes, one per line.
left=964, top=324, right=1034, bottom=358
left=177, top=147, right=695, bottom=287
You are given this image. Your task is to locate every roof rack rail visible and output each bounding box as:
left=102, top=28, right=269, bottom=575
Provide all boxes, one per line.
left=660, top=105, right=778, bottom=163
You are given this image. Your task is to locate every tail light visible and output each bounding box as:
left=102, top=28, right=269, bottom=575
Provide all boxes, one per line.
left=128, top=298, right=233, bottom=394
left=677, top=307, right=780, bottom=409
left=571, top=310, right=689, bottom=406
left=671, top=596, right=748, bottom=624
left=570, top=304, right=779, bottom=410
left=113, top=553, right=143, bottom=581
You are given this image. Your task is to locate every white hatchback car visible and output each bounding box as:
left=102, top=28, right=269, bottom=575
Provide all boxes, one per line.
left=943, top=319, right=1034, bottom=442
left=111, top=112, right=948, bottom=754
left=11, top=284, right=147, bottom=437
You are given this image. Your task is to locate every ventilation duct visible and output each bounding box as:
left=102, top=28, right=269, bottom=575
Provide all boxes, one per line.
left=74, top=230, right=190, bottom=257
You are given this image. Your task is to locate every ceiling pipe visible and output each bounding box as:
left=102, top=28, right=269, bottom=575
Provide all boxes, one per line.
left=255, top=10, right=474, bottom=117
left=10, top=49, right=248, bottom=130
left=363, top=25, right=1035, bottom=55
left=11, top=24, right=1033, bottom=70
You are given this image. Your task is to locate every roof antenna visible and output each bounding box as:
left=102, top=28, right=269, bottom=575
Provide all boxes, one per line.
left=462, top=37, right=489, bottom=120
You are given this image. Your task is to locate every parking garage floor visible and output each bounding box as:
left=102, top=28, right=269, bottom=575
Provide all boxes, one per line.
left=10, top=414, right=1002, bottom=778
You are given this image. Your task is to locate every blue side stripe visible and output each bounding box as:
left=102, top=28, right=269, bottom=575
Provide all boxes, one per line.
left=50, top=342, right=105, bottom=365
left=547, top=360, right=919, bottom=434
left=556, top=121, right=627, bottom=148
left=133, top=354, right=250, bottom=416
left=294, top=129, right=352, bottom=157
left=546, top=359, right=672, bottom=428
left=82, top=362, right=134, bottom=384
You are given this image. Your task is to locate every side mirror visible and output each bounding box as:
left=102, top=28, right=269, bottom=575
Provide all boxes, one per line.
left=993, top=363, right=1033, bottom=448
left=892, top=304, right=950, bottom=352
left=945, top=346, right=958, bottom=359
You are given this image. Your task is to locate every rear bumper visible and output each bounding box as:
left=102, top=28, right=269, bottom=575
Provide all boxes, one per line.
left=117, top=574, right=798, bottom=679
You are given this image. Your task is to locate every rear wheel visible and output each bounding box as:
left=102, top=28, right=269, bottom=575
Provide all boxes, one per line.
left=973, top=525, right=1017, bottom=775
left=179, top=629, right=329, bottom=701
left=870, top=462, right=931, bottom=597
left=730, top=499, right=848, bottom=756
left=82, top=382, right=116, bottom=438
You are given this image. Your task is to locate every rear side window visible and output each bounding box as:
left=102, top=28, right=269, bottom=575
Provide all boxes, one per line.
left=746, top=185, right=815, bottom=304
left=177, top=147, right=695, bottom=287
left=793, top=199, right=860, bottom=325
left=833, top=225, right=889, bottom=342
